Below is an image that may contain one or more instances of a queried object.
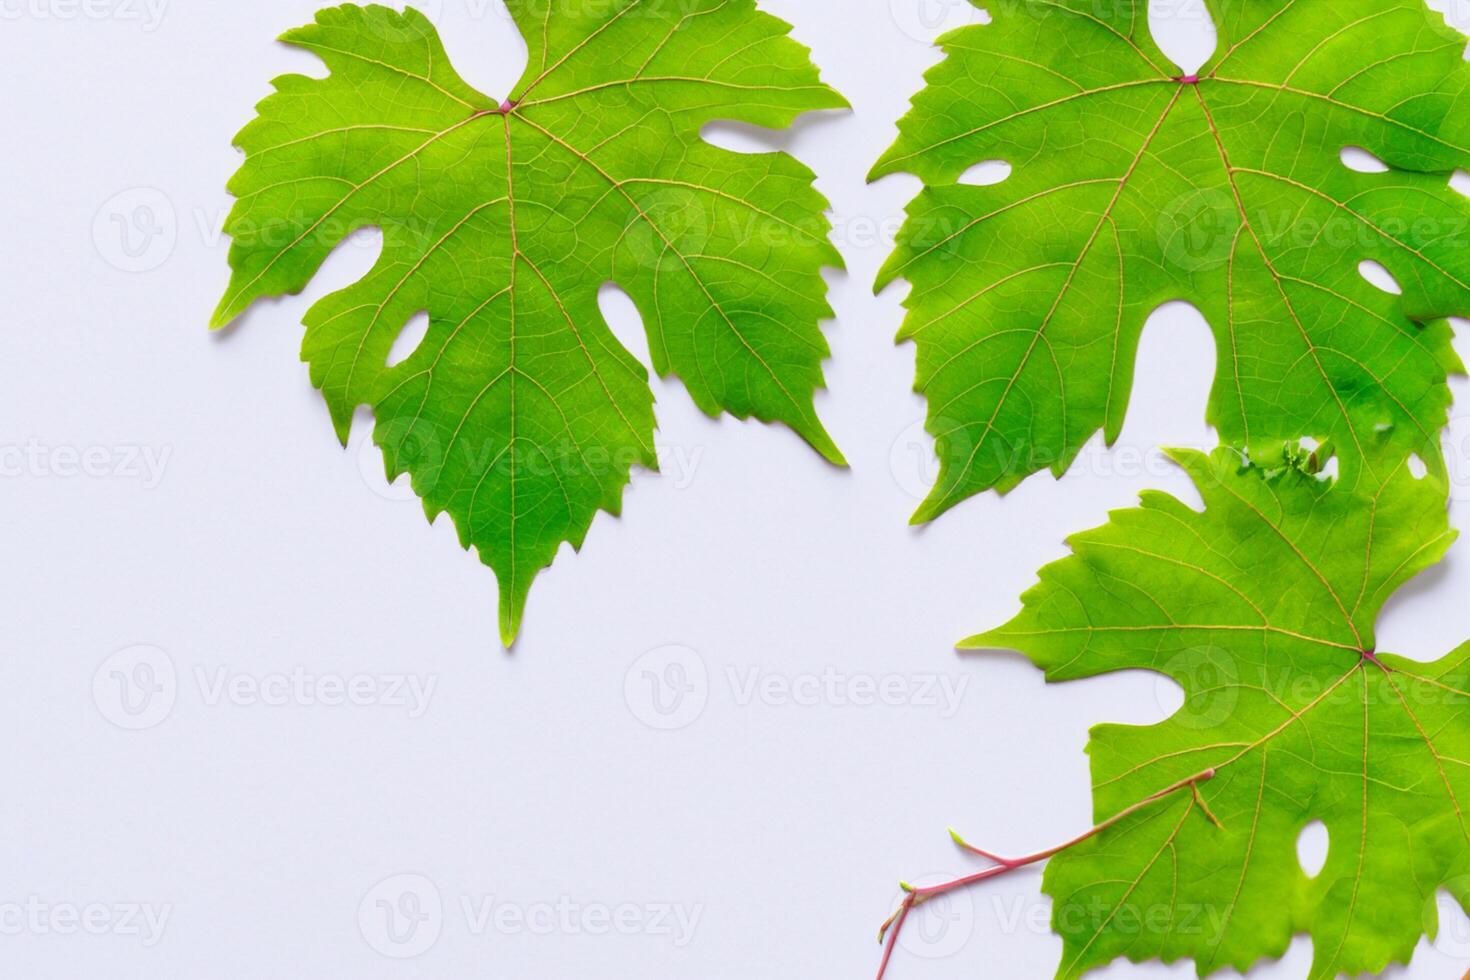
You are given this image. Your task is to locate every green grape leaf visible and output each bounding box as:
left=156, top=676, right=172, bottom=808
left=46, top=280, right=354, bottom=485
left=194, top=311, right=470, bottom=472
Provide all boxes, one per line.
left=212, top=2, right=847, bottom=644
left=969, top=448, right=1465, bottom=978
left=873, top=0, right=1470, bottom=522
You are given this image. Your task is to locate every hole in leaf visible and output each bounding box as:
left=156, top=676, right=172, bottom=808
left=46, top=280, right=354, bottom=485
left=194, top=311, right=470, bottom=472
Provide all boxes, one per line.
left=386, top=310, right=429, bottom=368
left=598, top=282, right=650, bottom=368
left=1408, top=453, right=1428, bottom=479
left=1132, top=302, right=1216, bottom=434
left=957, top=160, right=1012, bottom=187
left=1454, top=169, right=1470, bottom=200
left=1149, top=0, right=1217, bottom=75
left=702, top=112, right=843, bottom=157
left=1359, top=260, right=1402, bottom=295
left=1298, top=435, right=1321, bottom=453
left=1315, top=456, right=1339, bottom=483
left=701, top=120, right=795, bottom=155
left=1341, top=146, right=1390, bottom=173
left=1297, top=820, right=1328, bottom=877
left=1152, top=672, right=1185, bottom=716
left=1126, top=301, right=1216, bottom=513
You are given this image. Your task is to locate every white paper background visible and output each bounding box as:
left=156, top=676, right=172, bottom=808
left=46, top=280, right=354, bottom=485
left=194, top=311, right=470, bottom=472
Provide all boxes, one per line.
left=4, top=0, right=1470, bottom=976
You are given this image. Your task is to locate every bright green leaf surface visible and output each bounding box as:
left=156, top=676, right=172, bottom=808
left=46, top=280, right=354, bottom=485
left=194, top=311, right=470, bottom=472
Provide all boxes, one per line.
left=213, top=2, right=846, bottom=644
left=875, top=0, right=1470, bottom=522
left=969, top=448, right=1466, bottom=978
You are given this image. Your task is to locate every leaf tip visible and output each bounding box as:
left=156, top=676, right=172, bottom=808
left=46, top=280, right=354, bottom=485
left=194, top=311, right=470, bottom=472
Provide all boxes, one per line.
left=867, top=149, right=901, bottom=184
left=498, top=578, right=531, bottom=649
left=208, top=295, right=239, bottom=331
left=874, top=260, right=901, bottom=296
left=498, top=611, right=521, bottom=650
left=955, top=632, right=990, bottom=651
left=910, top=488, right=956, bottom=525
left=821, top=86, right=853, bottom=113
left=804, top=424, right=848, bottom=468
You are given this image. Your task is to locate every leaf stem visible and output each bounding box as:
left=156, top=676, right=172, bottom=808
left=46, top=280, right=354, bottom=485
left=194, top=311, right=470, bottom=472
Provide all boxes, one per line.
left=873, top=768, right=1217, bottom=980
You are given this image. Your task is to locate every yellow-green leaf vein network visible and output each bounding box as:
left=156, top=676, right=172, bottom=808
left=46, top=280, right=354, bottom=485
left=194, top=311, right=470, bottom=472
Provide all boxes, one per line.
left=972, top=448, right=1464, bottom=978
left=212, top=2, right=848, bottom=644
left=874, top=0, right=1470, bottom=522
